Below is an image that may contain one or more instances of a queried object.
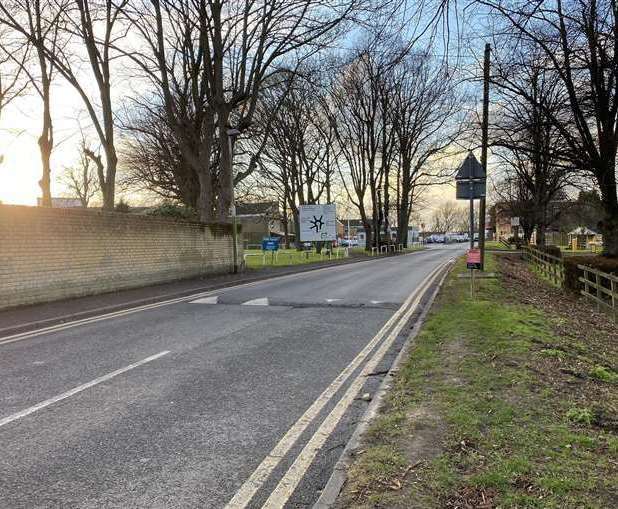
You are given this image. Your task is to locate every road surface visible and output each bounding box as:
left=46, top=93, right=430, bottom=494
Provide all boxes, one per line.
left=0, top=244, right=463, bottom=508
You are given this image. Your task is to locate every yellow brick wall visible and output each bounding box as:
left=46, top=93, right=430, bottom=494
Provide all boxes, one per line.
left=0, top=205, right=241, bottom=309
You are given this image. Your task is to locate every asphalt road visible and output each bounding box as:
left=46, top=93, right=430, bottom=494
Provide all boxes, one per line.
left=0, top=244, right=463, bottom=508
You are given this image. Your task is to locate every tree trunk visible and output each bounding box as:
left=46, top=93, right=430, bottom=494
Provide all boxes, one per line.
left=598, top=159, right=618, bottom=257
left=197, top=170, right=214, bottom=222
left=38, top=133, right=52, bottom=207
left=217, top=111, right=233, bottom=221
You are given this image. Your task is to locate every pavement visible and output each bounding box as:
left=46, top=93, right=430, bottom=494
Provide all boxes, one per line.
left=0, top=244, right=464, bottom=508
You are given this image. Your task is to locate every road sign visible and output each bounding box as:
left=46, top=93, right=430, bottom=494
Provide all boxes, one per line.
left=261, top=237, right=280, bottom=251
left=467, top=248, right=482, bottom=270
left=455, top=152, right=486, bottom=200
left=299, top=204, right=336, bottom=241
left=511, top=217, right=520, bottom=226
left=456, top=181, right=486, bottom=199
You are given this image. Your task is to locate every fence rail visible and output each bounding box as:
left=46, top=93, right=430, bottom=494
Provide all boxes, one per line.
left=521, top=246, right=565, bottom=286
left=578, top=265, right=618, bottom=320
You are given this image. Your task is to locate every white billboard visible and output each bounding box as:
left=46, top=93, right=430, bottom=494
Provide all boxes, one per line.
left=299, top=204, right=337, bottom=241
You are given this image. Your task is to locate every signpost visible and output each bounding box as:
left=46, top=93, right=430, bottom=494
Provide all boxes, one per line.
left=455, top=151, right=487, bottom=260
left=299, top=204, right=337, bottom=242
left=261, top=236, right=280, bottom=264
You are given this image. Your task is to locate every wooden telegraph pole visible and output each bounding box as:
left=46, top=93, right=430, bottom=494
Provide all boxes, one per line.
left=479, top=43, right=490, bottom=270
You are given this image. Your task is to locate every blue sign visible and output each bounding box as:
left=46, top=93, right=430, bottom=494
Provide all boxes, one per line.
left=262, top=237, right=280, bottom=251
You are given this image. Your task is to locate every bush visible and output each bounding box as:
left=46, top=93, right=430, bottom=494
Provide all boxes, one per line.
left=563, top=255, right=618, bottom=292
left=148, top=203, right=197, bottom=220
left=115, top=199, right=130, bottom=213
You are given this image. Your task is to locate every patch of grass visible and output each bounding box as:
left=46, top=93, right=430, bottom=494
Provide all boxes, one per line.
left=337, top=253, right=617, bottom=508
left=589, top=365, right=618, bottom=383
left=242, top=245, right=424, bottom=269
left=566, top=407, right=594, bottom=426
left=540, top=348, right=566, bottom=358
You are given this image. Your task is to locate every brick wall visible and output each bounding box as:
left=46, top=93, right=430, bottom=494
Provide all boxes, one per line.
left=0, top=205, right=241, bottom=309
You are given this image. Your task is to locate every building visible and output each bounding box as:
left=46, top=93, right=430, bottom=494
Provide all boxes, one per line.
left=236, top=202, right=289, bottom=247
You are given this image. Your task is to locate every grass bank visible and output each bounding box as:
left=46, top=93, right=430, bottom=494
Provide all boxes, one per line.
left=337, top=253, right=617, bottom=508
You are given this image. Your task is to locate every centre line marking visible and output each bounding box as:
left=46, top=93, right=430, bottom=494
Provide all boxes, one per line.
left=0, top=351, right=170, bottom=429
left=224, top=261, right=448, bottom=509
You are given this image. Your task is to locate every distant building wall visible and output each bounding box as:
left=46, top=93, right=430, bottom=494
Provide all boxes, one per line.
left=0, top=205, right=240, bottom=309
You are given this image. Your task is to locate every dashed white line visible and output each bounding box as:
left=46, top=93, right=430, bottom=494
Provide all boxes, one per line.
left=242, top=298, right=269, bottom=306
left=190, top=296, right=219, bottom=304
left=0, top=351, right=170, bottom=429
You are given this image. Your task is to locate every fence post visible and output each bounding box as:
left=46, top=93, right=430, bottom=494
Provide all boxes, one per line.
left=609, top=279, right=616, bottom=322
left=596, top=271, right=601, bottom=312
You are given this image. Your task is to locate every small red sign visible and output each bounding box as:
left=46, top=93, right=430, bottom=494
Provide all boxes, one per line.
left=467, top=249, right=481, bottom=269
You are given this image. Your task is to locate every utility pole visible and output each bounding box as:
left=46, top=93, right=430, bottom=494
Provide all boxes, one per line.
left=227, top=128, right=241, bottom=274
left=479, top=43, right=491, bottom=270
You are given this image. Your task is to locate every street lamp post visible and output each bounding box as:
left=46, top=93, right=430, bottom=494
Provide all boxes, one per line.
left=227, top=128, right=241, bottom=274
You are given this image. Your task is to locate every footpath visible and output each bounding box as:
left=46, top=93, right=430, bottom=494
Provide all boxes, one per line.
left=335, top=253, right=617, bottom=508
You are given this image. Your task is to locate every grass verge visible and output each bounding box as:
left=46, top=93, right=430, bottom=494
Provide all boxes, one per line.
left=243, top=246, right=424, bottom=269
left=337, top=253, right=617, bottom=508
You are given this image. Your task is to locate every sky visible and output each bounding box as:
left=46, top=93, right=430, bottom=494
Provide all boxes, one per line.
left=0, top=1, right=486, bottom=219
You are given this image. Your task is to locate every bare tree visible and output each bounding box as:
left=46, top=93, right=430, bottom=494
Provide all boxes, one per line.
left=1, top=0, right=128, bottom=209
left=59, top=142, right=100, bottom=207
left=120, top=0, right=370, bottom=222
left=389, top=49, right=462, bottom=245
left=252, top=70, right=336, bottom=245
left=326, top=48, right=390, bottom=250
left=480, top=0, right=618, bottom=256
left=491, top=44, right=573, bottom=245
left=0, top=25, right=28, bottom=164
left=0, top=0, right=67, bottom=207
left=431, top=200, right=461, bottom=232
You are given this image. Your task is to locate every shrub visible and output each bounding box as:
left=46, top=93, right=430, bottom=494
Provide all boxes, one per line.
left=566, top=407, right=594, bottom=426
left=148, top=203, right=197, bottom=220
left=563, top=255, right=618, bottom=292
left=114, top=199, right=130, bottom=213
left=589, top=365, right=618, bottom=383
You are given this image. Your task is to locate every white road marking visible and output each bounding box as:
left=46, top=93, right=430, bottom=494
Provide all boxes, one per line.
left=0, top=351, right=170, bottom=429
left=224, top=261, right=449, bottom=509
left=190, top=296, right=219, bottom=304
left=261, top=263, right=448, bottom=508
left=325, top=299, right=342, bottom=303
left=242, top=298, right=269, bottom=306
left=370, top=300, right=384, bottom=304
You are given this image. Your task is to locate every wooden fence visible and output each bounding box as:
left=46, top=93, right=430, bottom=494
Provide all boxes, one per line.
left=578, top=265, right=618, bottom=320
left=521, top=246, right=565, bottom=286
left=522, top=246, right=617, bottom=319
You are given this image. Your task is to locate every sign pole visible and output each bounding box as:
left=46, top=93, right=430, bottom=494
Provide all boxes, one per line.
left=479, top=43, right=491, bottom=270
left=469, top=183, right=474, bottom=250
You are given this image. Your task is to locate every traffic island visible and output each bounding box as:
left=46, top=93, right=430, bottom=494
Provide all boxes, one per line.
left=334, top=253, right=617, bottom=508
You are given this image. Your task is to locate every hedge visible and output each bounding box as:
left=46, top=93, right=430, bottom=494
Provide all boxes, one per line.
left=563, top=255, right=618, bottom=292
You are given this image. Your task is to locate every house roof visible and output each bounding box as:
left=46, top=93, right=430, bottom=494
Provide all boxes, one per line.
left=569, top=226, right=598, bottom=235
